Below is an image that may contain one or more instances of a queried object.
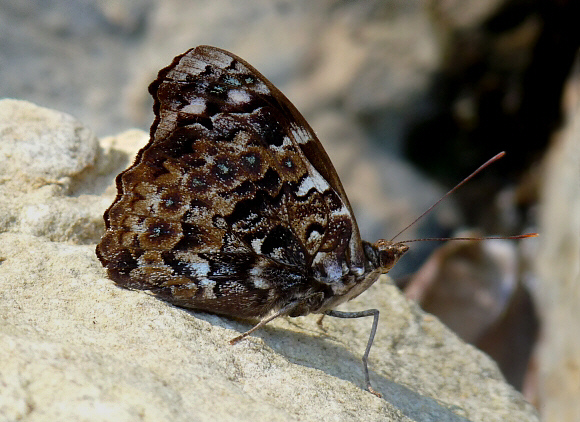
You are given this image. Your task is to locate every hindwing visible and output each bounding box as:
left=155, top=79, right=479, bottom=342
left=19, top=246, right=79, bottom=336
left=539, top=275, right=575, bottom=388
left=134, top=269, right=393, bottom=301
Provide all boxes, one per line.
left=96, top=46, right=366, bottom=317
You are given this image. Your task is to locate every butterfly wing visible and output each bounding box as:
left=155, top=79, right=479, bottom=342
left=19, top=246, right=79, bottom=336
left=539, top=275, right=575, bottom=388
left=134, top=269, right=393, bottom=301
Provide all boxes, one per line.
left=96, top=46, right=366, bottom=317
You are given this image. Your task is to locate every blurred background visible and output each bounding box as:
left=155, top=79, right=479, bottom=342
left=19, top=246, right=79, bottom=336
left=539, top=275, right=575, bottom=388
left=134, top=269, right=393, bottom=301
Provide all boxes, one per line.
left=1, top=0, right=578, bottom=419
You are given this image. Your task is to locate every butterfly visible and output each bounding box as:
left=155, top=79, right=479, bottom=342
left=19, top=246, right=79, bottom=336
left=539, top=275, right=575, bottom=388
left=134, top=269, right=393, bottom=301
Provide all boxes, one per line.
left=96, top=45, right=410, bottom=397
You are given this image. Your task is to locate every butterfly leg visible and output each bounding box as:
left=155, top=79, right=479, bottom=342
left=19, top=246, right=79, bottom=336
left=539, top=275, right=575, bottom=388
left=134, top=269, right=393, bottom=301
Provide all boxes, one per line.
left=324, top=309, right=382, bottom=398
left=229, top=296, right=319, bottom=345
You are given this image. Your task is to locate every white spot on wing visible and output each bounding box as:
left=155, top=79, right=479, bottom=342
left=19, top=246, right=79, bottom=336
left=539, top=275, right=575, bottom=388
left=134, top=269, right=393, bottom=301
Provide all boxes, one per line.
left=331, top=204, right=350, bottom=218
left=187, top=261, right=209, bottom=278
left=181, top=97, right=206, bottom=114
left=269, top=136, right=293, bottom=153
left=198, top=278, right=216, bottom=299
left=271, top=248, right=285, bottom=261
left=202, top=49, right=236, bottom=69
left=290, top=126, right=312, bottom=145
left=252, top=82, right=269, bottom=95
left=312, top=252, right=345, bottom=286
left=251, top=238, right=263, bottom=253
left=307, top=230, right=322, bottom=244
left=228, top=89, right=251, bottom=104
left=249, top=266, right=271, bottom=289
left=198, top=278, right=215, bottom=288
left=297, top=174, right=329, bottom=196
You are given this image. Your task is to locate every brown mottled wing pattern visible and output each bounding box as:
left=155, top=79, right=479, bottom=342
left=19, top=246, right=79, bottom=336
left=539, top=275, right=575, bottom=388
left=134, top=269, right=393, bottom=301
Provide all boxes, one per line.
left=96, top=46, right=365, bottom=318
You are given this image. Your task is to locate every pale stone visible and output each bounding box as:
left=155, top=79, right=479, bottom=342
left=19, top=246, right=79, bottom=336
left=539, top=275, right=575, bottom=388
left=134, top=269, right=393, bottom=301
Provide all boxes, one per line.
left=534, top=74, right=580, bottom=422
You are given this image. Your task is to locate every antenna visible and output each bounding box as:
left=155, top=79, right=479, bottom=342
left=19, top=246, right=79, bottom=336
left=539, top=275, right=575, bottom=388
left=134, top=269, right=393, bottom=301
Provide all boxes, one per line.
left=390, top=151, right=538, bottom=242
left=400, top=233, right=538, bottom=243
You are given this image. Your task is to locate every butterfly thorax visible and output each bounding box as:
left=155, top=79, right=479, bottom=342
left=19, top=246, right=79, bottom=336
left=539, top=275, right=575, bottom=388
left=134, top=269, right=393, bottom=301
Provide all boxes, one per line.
left=315, top=239, right=409, bottom=312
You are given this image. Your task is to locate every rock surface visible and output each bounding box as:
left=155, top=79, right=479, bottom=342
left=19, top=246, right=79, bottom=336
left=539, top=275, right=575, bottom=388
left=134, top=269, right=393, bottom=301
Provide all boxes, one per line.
left=0, top=100, right=540, bottom=421
left=534, top=74, right=580, bottom=422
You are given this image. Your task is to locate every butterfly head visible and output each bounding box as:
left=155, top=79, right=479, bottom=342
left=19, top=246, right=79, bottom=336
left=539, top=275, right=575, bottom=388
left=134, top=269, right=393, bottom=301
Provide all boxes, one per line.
left=368, top=239, right=409, bottom=274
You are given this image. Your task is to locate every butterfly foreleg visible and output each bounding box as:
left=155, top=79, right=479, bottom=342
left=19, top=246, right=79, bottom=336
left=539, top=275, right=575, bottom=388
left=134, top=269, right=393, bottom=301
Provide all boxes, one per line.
left=324, top=308, right=382, bottom=397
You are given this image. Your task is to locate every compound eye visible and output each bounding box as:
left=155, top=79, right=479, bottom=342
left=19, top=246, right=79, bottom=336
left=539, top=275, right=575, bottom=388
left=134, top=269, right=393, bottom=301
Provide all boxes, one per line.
left=374, top=240, right=409, bottom=273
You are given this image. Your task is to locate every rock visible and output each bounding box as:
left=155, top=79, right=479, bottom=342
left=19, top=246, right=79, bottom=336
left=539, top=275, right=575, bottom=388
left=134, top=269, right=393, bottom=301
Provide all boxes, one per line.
left=0, top=100, right=539, bottom=421
left=0, top=99, right=106, bottom=244
left=534, top=73, right=580, bottom=422
left=0, top=99, right=98, bottom=183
